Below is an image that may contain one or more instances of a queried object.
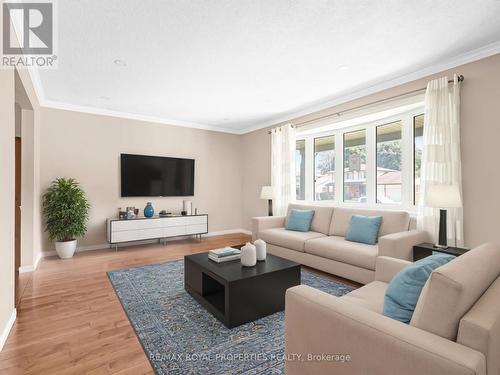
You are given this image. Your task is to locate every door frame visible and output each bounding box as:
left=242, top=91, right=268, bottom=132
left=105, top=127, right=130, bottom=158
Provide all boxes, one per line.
left=15, top=136, right=21, bottom=307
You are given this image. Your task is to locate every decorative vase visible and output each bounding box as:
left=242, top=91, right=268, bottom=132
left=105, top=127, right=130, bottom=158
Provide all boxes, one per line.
left=254, top=238, right=267, bottom=261
left=183, top=200, right=192, bottom=215
left=240, top=242, right=257, bottom=267
left=144, top=202, right=154, bottom=217
left=55, top=239, right=77, bottom=259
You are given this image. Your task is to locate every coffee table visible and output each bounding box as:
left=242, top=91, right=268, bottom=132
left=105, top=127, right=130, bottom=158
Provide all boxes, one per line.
left=184, top=251, right=301, bottom=328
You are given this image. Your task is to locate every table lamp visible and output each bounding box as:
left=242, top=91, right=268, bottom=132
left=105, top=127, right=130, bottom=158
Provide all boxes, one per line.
left=425, top=184, right=462, bottom=249
left=260, top=186, right=275, bottom=216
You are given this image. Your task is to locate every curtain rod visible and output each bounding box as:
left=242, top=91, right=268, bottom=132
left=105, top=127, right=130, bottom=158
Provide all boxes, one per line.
left=268, top=74, right=464, bottom=134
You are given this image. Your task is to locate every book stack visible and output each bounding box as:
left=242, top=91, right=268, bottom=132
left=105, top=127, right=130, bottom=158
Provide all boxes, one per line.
left=208, top=247, right=241, bottom=263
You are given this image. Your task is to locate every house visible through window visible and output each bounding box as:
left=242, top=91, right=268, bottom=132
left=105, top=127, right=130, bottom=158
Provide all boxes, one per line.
left=376, top=121, right=402, bottom=204
left=314, top=136, right=335, bottom=200
left=294, top=103, right=424, bottom=209
left=344, top=130, right=366, bottom=203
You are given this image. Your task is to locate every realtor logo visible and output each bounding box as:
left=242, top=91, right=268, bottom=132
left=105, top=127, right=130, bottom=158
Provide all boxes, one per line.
left=3, top=2, right=53, bottom=54
left=2, top=1, right=56, bottom=68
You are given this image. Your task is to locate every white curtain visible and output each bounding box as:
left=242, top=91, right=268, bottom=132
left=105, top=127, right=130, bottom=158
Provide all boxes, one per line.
left=271, top=123, right=296, bottom=216
left=417, top=74, right=464, bottom=246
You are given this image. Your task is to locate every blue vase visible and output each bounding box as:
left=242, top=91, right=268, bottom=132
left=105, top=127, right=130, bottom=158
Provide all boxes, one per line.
left=144, top=202, right=154, bottom=217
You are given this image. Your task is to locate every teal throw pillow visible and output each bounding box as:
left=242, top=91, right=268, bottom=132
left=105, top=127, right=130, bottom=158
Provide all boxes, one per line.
left=383, top=253, right=456, bottom=323
left=285, top=209, right=314, bottom=232
left=345, top=215, right=383, bottom=245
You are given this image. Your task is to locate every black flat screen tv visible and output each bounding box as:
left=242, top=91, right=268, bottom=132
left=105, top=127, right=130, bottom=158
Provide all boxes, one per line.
left=121, top=154, right=195, bottom=197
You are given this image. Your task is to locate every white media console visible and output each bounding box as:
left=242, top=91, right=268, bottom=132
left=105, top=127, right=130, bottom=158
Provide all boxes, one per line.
left=106, top=214, right=208, bottom=250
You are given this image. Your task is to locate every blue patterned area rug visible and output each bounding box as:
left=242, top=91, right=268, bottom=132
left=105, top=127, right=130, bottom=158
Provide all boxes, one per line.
left=107, top=259, right=353, bottom=375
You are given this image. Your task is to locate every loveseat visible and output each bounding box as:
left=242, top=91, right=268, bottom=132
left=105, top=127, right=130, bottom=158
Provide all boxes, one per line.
left=252, top=204, right=429, bottom=284
left=285, top=243, right=500, bottom=375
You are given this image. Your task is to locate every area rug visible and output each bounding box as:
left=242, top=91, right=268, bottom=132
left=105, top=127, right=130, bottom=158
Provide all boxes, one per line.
left=108, top=260, right=353, bottom=374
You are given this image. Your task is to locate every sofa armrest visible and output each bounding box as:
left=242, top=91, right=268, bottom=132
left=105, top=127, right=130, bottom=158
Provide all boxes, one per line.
left=375, top=256, right=411, bottom=283
left=251, top=216, right=286, bottom=241
left=285, top=285, right=486, bottom=375
left=378, top=229, right=430, bottom=261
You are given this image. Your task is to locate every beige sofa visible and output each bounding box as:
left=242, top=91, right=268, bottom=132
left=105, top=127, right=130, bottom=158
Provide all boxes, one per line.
left=285, top=243, right=500, bottom=375
left=252, top=204, right=428, bottom=284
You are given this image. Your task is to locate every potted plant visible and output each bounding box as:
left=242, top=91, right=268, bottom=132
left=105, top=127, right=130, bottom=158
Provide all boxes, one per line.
left=43, top=178, right=90, bottom=259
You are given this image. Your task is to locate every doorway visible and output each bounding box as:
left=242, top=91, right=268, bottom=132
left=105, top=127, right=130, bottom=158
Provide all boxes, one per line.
left=15, top=137, right=21, bottom=307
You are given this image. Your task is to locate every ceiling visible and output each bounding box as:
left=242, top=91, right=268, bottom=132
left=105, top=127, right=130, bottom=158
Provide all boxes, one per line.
left=35, top=0, right=500, bottom=134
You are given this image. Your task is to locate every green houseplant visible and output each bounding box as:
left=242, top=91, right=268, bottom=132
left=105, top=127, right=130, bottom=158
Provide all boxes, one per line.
left=43, top=178, right=90, bottom=259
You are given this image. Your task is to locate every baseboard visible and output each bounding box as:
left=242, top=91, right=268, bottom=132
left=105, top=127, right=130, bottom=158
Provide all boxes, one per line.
left=42, top=243, right=110, bottom=257
left=18, top=265, right=35, bottom=273
left=204, top=228, right=252, bottom=237
left=41, top=229, right=252, bottom=257
left=0, top=309, right=16, bottom=352
left=18, top=251, right=44, bottom=273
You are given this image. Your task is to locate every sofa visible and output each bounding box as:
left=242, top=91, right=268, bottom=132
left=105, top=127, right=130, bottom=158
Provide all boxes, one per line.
left=284, top=243, right=500, bottom=375
left=252, top=204, right=429, bottom=284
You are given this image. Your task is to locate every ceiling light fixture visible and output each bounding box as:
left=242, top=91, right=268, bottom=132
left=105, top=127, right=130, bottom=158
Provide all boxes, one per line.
left=113, top=59, right=127, bottom=67
left=338, top=65, right=349, bottom=71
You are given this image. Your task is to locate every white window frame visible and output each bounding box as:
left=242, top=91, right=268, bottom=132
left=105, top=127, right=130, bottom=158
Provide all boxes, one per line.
left=411, top=111, right=426, bottom=207
left=295, top=106, right=424, bottom=212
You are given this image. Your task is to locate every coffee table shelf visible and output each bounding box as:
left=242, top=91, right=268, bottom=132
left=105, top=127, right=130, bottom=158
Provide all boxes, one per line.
left=202, top=273, right=225, bottom=314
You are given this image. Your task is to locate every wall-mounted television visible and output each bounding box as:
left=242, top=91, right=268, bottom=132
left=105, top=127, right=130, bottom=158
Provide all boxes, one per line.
left=120, top=154, right=195, bottom=197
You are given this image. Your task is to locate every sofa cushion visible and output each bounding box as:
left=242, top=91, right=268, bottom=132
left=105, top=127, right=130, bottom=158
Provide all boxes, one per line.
left=341, top=281, right=388, bottom=313
left=410, top=243, right=500, bottom=340
left=286, top=204, right=334, bottom=235
left=346, top=215, right=383, bottom=245
left=285, top=209, right=315, bottom=232
left=304, top=236, right=378, bottom=270
left=457, top=276, right=500, bottom=375
left=259, top=228, right=325, bottom=252
left=329, top=207, right=410, bottom=237
left=383, top=254, right=455, bottom=324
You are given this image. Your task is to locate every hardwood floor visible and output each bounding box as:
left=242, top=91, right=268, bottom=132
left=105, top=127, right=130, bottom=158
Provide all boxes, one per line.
left=0, top=233, right=359, bottom=374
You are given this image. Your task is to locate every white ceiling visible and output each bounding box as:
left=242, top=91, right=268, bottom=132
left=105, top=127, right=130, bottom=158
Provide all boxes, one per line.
left=36, top=0, right=500, bottom=134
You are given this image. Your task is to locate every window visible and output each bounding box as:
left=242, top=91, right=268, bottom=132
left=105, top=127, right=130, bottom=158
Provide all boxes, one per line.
left=295, top=140, right=306, bottom=200
left=344, top=130, right=366, bottom=203
left=376, top=121, right=402, bottom=204
left=294, top=105, right=424, bottom=209
left=314, top=136, right=335, bottom=200
left=414, top=114, right=424, bottom=205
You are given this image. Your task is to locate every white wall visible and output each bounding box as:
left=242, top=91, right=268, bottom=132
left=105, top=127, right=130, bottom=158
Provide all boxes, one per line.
left=241, top=127, right=271, bottom=228
left=14, top=68, right=43, bottom=268
left=0, top=69, right=16, bottom=349
left=20, top=109, right=36, bottom=267
left=39, top=108, right=244, bottom=252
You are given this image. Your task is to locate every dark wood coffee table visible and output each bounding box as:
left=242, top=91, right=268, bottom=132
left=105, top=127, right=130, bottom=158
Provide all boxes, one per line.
left=184, top=252, right=301, bottom=328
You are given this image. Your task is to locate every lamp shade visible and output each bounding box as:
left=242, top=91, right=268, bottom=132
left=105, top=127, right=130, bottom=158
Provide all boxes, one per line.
left=260, top=186, right=274, bottom=200
left=425, top=185, right=462, bottom=208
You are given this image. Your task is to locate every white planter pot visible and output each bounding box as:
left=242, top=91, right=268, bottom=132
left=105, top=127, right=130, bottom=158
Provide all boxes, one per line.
left=55, top=239, right=77, bottom=259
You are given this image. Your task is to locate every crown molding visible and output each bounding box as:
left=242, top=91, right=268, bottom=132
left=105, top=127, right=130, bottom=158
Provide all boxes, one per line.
left=26, top=41, right=500, bottom=136
left=40, top=100, right=242, bottom=134
left=239, top=41, right=500, bottom=134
